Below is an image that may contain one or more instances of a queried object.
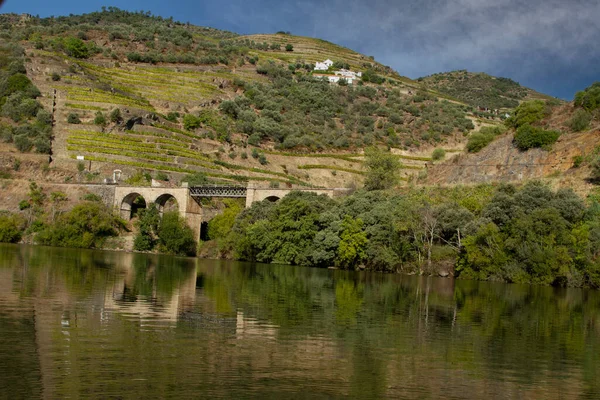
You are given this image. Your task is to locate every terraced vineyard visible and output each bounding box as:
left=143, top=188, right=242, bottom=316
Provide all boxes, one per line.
left=1, top=8, right=549, bottom=188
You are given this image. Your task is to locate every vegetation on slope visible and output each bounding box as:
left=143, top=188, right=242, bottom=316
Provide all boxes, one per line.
left=419, top=70, right=553, bottom=110
left=217, top=64, right=474, bottom=150
left=0, top=42, right=52, bottom=153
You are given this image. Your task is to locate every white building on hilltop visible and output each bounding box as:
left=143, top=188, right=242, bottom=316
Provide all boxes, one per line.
left=314, top=59, right=334, bottom=71
left=313, top=59, right=363, bottom=85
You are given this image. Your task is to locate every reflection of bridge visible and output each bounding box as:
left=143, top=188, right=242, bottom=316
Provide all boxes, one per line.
left=113, top=183, right=349, bottom=241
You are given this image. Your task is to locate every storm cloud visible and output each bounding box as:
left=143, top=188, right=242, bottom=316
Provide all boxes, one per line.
left=200, top=0, right=600, bottom=98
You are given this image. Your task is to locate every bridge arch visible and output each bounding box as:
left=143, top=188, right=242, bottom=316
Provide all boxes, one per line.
left=154, top=193, right=179, bottom=215
left=120, top=192, right=147, bottom=220
left=264, top=195, right=280, bottom=202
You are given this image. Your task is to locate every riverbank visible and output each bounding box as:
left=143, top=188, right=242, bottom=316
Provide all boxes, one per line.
left=2, top=180, right=600, bottom=288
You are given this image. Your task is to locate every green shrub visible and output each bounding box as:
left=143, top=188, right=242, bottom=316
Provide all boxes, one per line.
left=155, top=172, right=169, bottom=181
left=467, top=132, right=495, bottom=153
left=506, top=100, right=547, bottom=129
left=0, top=213, right=24, bottom=243
left=63, top=37, right=89, bottom=59
left=67, top=113, right=81, bottom=124
left=182, top=171, right=208, bottom=186
left=285, top=44, right=293, bottom=51
left=36, top=202, right=124, bottom=248
left=13, top=135, right=33, bottom=152
left=574, top=82, right=600, bottom=111
left=94, top=111, right=106, bottom=126
left=51, top=72, right=61, bottom=81
left=109, top=108, right=122, bottom=123
left=514, top=124, right=560, bottom=151
left=166, top=112, right=180, bottom=122
left=569, top=109, right=592, bottom=132
left=82, top=193, right=102, bottom=202
left=157, top=211, right=196, bottom=256
left=183, top=114, right=201, bottom=131
left=432, top=148, right=446, bottom=161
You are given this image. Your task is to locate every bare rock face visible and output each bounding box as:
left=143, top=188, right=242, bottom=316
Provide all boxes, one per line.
left=426, top=130, right=600, bottom=186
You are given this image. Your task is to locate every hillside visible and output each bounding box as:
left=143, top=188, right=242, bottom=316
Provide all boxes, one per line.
left=418, top=70, right=558, bottom=110
left=0, top=8, right=561, bottom=189
left=425, top=96, right=600, bottom=197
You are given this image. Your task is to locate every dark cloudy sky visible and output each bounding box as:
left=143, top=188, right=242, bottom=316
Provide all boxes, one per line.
left=2, top=0, right=598, bottom=99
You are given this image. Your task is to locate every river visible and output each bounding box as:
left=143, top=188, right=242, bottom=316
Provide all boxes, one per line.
left=0, top=243, right=599, bottom=399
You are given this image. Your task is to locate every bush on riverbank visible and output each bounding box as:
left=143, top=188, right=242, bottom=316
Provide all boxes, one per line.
left=36, top=202, right=126, bottom=248
left=0, top=212, right=25, bottom=243
left=134, top=206, right=196, bottom=256
left=213, top=182, right=600, bottom=287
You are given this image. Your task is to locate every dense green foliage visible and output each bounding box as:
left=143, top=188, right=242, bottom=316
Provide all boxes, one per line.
left=419, top=70, right=531, bottom=109
left=157, top=212, right=197, bottom=256
left=217, top=66, right=473, bottom=150
left=134, top=205, right=196, bottom=256
left=513, top=124, right=560, bottom=150
left=457, top=182, right=600, bottom=287
left=363, top=147, right=400, bottom=190
left=466, top=125, right=507, bottom=153
left=0, top=43, right=52, bottom=153
left=506, top=100, right=549, bottom=129
left=431, top=148, right=445, bottom=161
left=574, top=82, right=600, bottom=111
left=213, top=183, right=600, bottom=287
left=0, top=212, right=24, bottom=243
left=36, top=202, right=124, bottom=248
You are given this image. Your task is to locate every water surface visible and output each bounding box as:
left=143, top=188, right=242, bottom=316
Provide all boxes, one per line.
left=1, top=243, right=599, bottom=399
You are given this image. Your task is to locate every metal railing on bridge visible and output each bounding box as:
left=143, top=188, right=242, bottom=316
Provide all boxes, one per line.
left=189, top=185, right=247, bottom=198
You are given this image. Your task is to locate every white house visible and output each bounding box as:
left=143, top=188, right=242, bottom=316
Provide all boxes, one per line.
left=334, top=69, right=362, bottom=79
left=313, top=74, right=353, bottom=85
left=314, top=59, right=334, bottom=71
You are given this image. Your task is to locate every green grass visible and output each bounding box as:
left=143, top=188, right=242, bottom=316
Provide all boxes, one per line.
left=65, top=103, right=107, bottom=111
left=213, top=160, right=311, bottom=185
left=298, top=164, right=365, bottom=175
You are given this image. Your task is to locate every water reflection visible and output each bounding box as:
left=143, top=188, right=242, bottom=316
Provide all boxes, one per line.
left=0, top=243, right=599, bottom=399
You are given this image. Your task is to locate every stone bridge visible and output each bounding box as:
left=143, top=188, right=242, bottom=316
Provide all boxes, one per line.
left=114, top=183, right=348, bottom=241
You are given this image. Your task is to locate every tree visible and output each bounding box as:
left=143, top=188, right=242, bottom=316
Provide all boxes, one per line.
left=574, top=82, right=600, bottom=111
left=50, top=191, right=67, bottom=222
left=157, top=211, right=196, bottom=256
left=0, top=213, right=24, bottom=243
left=336, top=216, right=368, bottom=269
left=513, top=124, right=560, bottom=150
left=569, top=109, right=592, bottom=132
left=363, top=147, right=400, bottom=190
left=285, top=44, right=293, bottom=52
left=432, top=148, right=446, bottom=161
left=134, top=204, right=160, bottom=251
left=63, top=37, right=89, bottom=59
left=36, top=202, right=124, bottom=248
left=183, top=114, right=201, bottom=131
